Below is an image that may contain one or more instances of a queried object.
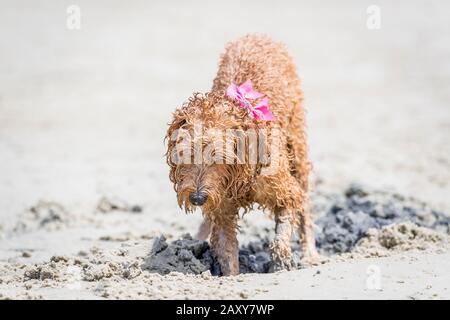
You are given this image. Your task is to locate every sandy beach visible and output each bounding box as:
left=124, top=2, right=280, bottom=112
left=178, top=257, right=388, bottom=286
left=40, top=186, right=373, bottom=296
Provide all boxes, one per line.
left=1, top=0, right=450, bottom=299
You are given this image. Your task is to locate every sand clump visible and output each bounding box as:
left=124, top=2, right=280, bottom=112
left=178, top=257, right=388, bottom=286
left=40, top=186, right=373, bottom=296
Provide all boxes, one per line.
left=314, top=184, right=450, bottom=254
left=13, top=201, right=75, bottom=233
left=24, top=265, right=58, bottom=281
left=348, top=222, right=450, bottom=258
left=142, top=234, right=212, bottom=275
left=10, top=196, right=143, bottom=235
left=18, top=247, right=146, bottom=288
left=11, top=200, right=101, bottom=234
left=96, top=197, right=142, bottom=214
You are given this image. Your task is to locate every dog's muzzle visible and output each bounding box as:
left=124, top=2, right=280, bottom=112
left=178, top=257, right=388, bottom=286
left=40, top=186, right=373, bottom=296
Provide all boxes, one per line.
left=189, top=191, right=208, bottom=206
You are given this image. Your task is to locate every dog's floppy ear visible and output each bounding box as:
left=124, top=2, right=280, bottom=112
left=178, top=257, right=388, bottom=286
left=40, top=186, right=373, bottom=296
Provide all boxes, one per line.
left=165, top=93, right=205, bottom=163
left=165, top=92, right=202, bottom=141
left=165, top=108, right=189, bottom=187
left=166, top=115, right=186, bottom=141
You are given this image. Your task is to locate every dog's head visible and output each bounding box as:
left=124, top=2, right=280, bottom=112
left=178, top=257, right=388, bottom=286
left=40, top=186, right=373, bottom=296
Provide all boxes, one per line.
left=165, top=92, right=258, bottom=213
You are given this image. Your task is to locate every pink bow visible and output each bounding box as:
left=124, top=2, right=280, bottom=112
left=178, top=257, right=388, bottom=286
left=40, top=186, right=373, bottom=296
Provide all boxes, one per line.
left=226, top=80, right=275, bottom=121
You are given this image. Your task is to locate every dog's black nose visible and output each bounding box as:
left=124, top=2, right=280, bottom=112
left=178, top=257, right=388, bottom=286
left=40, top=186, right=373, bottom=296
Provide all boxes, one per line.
left=189, top=192, right=208, bottom=206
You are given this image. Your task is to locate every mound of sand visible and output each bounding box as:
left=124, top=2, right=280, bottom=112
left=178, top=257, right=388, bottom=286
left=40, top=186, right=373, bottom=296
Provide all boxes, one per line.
left=142, top=234, right=212, bottom=275
left=349, top=222, right=450, bottom=258
left=142, top=234, right=274, bottom=276
left=314, top=184, right=450, bottom=254
left=13, top=201, right=75, bottom=233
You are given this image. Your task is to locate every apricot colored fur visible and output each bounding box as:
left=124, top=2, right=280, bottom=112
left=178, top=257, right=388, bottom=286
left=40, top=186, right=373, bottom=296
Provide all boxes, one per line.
left=165, top=34, right=319, bottom=275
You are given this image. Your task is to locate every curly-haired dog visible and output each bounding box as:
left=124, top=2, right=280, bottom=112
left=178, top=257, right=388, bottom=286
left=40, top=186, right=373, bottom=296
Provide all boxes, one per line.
left=166, top=34, right=319, bottom=275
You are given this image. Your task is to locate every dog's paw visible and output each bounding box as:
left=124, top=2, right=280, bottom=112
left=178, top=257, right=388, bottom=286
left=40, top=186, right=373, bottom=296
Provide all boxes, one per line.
left=269, top=240, right=293, bottom=272
left=268, top=257, right=293, bottom=273
left=301, top=252, right=325, bottom=267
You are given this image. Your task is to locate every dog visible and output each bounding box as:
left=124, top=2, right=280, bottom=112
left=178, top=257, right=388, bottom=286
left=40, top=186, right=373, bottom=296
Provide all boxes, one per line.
left=165, top=34, right=319, bottom=275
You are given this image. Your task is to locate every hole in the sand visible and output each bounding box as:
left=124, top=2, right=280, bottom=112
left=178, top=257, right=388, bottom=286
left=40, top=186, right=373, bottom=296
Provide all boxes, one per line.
left=141, top=234, right=277, bottom=276
left=142, top=184, right=450, bottom=276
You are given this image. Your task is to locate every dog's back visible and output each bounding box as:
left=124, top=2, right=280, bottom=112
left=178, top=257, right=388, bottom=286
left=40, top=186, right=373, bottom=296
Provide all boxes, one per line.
left=212, top=34, right=303, bottom=128
left=213, top=34, right=309, bottom=190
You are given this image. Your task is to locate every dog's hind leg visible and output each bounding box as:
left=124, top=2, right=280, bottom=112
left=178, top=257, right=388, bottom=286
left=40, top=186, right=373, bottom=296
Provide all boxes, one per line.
left=287, top=103, right=320, bottom=266
left=195, top=217, right=211, bottom=240
left=298, top=202, right=321, bottom=266
left=209, top=208, right=239, bottom=276
left=269, top=209, right=295, bottom=271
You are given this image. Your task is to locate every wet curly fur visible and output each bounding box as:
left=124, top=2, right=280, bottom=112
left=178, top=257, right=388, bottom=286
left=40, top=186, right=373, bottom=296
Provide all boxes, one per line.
left=165, top=34, right=319, bottom=275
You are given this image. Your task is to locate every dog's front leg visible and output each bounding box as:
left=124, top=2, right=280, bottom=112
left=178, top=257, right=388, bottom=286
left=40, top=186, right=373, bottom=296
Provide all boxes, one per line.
left=269, top=210, right=294, bottom=271
left=195, top=217, right=211, bottom=240
left=209, top=211, right=239, bottom=276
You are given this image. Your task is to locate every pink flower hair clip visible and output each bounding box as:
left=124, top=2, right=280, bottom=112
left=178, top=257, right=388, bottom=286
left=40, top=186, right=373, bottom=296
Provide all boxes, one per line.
left=226, top=80, right=275, bottom=121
